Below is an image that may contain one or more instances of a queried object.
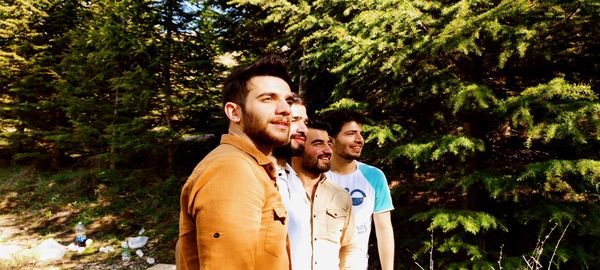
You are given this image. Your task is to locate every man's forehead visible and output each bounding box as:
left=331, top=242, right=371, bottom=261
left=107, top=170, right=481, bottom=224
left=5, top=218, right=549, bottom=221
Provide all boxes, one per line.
left=308, top=128, right=329, bottom=139
left=341, top=121, right=362, bottom=131
left=291, top=104, right=307, bottom=117
left=246, top=76, right=292, bottom=95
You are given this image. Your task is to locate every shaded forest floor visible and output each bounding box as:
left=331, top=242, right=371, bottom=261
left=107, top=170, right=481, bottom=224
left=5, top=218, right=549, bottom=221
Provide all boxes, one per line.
left=0, top=166, right=180, bottom=269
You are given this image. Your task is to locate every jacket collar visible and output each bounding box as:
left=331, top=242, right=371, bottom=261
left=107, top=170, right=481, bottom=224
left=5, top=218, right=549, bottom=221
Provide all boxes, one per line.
left=220, top=134, right=276, bottom=179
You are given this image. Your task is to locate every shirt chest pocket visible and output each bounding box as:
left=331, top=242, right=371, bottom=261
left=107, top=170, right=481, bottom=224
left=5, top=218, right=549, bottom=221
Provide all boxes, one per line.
left=324, top=208, right=347, bottom=243
left=264, top=206, right=287, bottom=257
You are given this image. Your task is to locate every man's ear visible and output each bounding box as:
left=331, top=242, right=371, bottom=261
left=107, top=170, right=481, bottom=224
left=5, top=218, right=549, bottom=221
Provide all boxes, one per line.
left=224, top=102, right=242, bottom=123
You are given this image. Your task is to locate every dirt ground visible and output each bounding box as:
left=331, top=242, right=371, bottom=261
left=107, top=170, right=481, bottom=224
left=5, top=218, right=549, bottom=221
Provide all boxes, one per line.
left=0, top=214, right=160, bottom=270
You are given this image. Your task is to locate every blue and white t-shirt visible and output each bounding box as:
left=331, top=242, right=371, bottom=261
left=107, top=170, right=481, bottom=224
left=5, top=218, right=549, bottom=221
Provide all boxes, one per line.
left=325, top=161, right=394, bottom=268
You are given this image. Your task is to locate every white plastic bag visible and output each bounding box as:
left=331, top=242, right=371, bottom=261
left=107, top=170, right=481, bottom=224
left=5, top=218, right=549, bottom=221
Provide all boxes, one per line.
left=127, top=236, right=149, bottom=249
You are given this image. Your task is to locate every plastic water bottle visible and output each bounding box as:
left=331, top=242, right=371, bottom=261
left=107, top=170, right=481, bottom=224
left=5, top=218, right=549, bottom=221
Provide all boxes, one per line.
left=121, top=248, right=131, bottom=263
left=121, top=242, right=131, bottom=263
left=74, top=222, right=86, bottom=246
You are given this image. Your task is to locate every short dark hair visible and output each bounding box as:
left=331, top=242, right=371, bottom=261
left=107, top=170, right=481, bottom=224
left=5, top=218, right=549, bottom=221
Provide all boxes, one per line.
left=307, top=117, right=332, bottom=135
left=222, top=54, right=292, bottom=108
left=320, top=109, right=365, bottom=137
left=291, top=93, right=305, bottom=106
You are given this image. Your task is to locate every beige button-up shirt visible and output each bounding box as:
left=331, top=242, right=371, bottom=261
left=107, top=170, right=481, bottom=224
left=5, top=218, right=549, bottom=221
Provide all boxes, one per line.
left=284, top=172, right=360, bottom=269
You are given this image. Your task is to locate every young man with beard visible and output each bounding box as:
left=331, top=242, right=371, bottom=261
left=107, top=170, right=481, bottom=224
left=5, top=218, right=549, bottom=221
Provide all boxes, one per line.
left=271, top=93, right=308, bottom=204
left=324, top=110, right=395, bottom=270
left=177, top=55, right=294, bottom=270
left=289, top=120, right=360, bottom=270
left=269, top=94, right=309, bottom=269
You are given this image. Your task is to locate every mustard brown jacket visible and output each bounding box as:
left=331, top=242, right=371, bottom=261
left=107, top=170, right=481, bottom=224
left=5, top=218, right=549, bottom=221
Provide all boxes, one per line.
left=177, top=134, right=290, bottom=270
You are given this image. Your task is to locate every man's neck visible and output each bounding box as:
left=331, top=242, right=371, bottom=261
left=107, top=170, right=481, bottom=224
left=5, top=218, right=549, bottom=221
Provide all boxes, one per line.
left=229, top=126, right=271, bottom=156
left=330, top=154, right=357, bottom=175
left=291, top=159, right=321, bottom=200
left=268, top=154, right=287, bottom=170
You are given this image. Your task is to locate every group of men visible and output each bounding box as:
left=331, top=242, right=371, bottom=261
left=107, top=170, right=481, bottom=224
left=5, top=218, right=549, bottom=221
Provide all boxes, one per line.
left=177, top=55, right=395, bottom=270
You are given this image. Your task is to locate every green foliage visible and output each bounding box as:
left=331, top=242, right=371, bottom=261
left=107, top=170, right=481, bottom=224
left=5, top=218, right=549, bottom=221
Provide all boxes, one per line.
left=412, top=209, right=505, bottom=234
left=317, top=98, right=367, bottom=113
left=437, top=235, right=486, bottom=260
left=458, top=171, right=517, bottom=200
left=501, top=78, right=599, bottom=146
left=517, top=159, right=600, bottom=197
left=0, top=0, right=225, bottom=170
left=450, top=84, right=498, bottom=114
left=2, top=0, right=600, bottom=268
left=231, top=0, right=600, bottom=268
left=411, top=209, right=506, bottom=268
left=390, top=135, right=485, bottom=166
left=363, top=124, right=405, bottom=146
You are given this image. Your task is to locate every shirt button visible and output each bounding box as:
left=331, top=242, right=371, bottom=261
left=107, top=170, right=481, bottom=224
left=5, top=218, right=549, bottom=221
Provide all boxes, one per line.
left=213, top=233, right=220, bottom=238
left=314, top=237, right=317, bottom=241
left=313, top=214, right=317, bottom=218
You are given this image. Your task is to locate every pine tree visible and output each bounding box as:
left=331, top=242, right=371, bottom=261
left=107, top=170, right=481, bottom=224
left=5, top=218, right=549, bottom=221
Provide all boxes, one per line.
left=0, top=0, right=80, bottom=167
left=231, top=0, right=600, bottom=268
left=59, top=0, right=161, bottom=168
left=151, top=0, right=224, bottom=173
left=58, top=0, right=224, bottom=171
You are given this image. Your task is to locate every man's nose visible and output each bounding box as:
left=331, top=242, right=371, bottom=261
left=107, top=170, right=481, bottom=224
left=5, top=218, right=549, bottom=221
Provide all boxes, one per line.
left=323, top=143, right=333, bottom=154
left=355, top=133, right=364, bottom=143
left=297, top=121, right=308, bottom=134
left=276, top=99, right=291, bottom=116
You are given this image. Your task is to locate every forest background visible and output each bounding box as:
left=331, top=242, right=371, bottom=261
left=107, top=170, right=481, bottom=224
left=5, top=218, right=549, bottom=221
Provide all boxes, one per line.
left=1, top=0, right=599, bottom=269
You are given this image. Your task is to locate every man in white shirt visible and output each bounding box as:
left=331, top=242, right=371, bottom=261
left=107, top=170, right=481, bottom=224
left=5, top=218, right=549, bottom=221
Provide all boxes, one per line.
left=269, top=94, right=312, bottom=269
left=290, top=120, right=360, bottom=269
left=324, top=110, right=395, bottom=270
left=271, top=94, right=308, bottom=206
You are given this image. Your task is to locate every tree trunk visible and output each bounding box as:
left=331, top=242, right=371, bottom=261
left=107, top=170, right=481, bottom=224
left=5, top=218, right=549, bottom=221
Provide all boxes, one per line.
left=110, top=88, right=118, bottom=170
left=163, top=0, right=176, bottom=175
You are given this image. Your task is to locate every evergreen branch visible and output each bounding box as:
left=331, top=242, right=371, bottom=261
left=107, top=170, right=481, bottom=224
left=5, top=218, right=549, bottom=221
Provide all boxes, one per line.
left=390, top=135, right=485, bottom=165
left=413, top=209, right=504, bottom=234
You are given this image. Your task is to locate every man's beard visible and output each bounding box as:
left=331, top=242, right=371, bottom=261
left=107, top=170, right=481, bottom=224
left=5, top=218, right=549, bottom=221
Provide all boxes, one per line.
left=302, top=154, right=331, bottom=175
left=272, top=143, right=291, bottom=159
left=242, top=109, right=289, bottom=147
left=338, top=150, right=361, bottom=161
left=273, top=136, right=305, bottom=159
left=335, top=144, right=362, bottom=161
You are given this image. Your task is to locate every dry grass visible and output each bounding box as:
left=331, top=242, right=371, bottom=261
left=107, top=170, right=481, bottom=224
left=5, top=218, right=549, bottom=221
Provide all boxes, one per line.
left=0, top=248, right=39, bottom=270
